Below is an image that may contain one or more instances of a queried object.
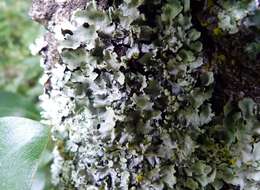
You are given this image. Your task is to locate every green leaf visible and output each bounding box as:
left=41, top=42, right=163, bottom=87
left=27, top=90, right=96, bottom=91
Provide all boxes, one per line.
left=32, top=148, right=54, bottom=190
left=0, top=117, right=49, bottom=190
left=0, top=91, right=40, bottom=120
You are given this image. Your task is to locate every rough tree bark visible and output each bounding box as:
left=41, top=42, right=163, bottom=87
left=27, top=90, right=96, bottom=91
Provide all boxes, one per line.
left=30, top=0, right=260, bottom=189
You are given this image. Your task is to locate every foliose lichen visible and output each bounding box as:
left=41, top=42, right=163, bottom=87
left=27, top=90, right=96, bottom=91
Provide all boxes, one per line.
left=217, top=0, right=258, bottom=34
left=31, top=0, right=260, bottom=189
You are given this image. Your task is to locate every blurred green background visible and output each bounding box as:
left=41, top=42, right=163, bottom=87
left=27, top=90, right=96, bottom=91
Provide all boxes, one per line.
left=0, top=0, right=42, bottom=118
left=0, top=1, right=54, bottom=189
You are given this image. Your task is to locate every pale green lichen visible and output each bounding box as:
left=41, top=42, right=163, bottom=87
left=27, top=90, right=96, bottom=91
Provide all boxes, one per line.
left=217, top=0, right=258, bottom=34
left=32, top=0, right=260, bottom=189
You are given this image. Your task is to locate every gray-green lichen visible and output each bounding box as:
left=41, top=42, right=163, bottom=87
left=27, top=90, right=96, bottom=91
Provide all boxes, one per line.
left=31, top=0, right=260, bottom=189
left=217, top=0, right=257, bottom=34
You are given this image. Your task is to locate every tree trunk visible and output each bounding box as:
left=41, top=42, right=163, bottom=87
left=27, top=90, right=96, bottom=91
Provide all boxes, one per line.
left=30, top=0, right=260, bottom=189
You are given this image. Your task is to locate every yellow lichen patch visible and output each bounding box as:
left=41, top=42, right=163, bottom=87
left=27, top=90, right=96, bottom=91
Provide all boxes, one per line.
left=207, top=0, right=214, bottom=8
left=217, top=54, right=226, bottom=62
left=229, top=159, right=237, bottom=166
left=132, top=52, right=139, bottom=59
left=200, top=20, right=210, bottom=27
left=213, top=27, right=223, bottom=36
left=136, top=174, right=144, bottom=183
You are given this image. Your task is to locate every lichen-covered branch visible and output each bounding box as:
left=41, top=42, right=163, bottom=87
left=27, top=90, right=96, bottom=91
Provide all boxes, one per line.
left=30, top=0, right=260, bottom=189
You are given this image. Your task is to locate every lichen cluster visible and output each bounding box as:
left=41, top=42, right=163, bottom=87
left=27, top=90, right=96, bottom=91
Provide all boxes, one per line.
left=193, top=0, right=259, bottom=35
left=217, top=0, right=257, bottom=34
left=32, top=0, right=260, bottom=189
